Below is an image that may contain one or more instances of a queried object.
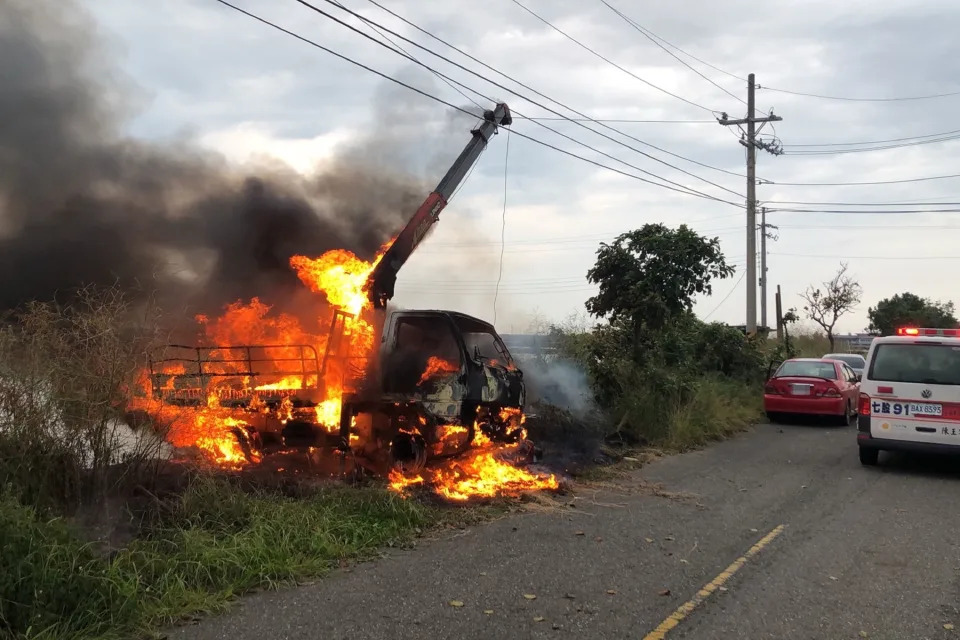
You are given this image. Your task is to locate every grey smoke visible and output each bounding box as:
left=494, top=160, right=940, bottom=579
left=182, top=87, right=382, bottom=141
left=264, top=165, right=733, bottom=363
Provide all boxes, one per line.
left=518, top=356, right=596, bottom=417
left=0, top=0, right=478, bottom=322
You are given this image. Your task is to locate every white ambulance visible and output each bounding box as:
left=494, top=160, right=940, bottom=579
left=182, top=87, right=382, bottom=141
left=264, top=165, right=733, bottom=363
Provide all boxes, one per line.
left=858, top=326, right=960, bottom=465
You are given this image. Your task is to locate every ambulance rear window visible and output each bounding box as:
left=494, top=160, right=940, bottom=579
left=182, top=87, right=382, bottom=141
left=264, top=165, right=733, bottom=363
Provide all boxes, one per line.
left=869, top=343, right=960, bottom=385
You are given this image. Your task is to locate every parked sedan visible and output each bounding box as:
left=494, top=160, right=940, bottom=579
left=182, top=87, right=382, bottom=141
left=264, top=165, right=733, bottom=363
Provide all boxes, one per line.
left=764, top=358, right=861, bottom=425
left=822, top=352, right=866, bottom=377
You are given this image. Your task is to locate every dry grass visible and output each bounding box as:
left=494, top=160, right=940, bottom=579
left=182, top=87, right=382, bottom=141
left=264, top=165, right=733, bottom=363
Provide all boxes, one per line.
left=0, top=286, right=169, bottom=511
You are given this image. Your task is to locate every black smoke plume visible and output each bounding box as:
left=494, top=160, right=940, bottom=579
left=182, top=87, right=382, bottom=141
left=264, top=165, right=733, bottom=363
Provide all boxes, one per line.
left=0, top=0, right=473, bottom=323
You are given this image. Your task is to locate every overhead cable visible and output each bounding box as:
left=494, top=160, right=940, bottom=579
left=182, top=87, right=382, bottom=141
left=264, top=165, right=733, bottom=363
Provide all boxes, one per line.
left=784, top=127, right=960, bottom=148
left=210, top=0, right=743, bottom=205
left=337, top=0, right=748, bottom=185
left=510, top=0, right=718, bottom=113
left=760, top=86, right=960, bottom=102
left=598, top=0, right=746, bottom=106
left=763, top=173, right=960, bottom=187
left=292, top=0, right=745, bottom=201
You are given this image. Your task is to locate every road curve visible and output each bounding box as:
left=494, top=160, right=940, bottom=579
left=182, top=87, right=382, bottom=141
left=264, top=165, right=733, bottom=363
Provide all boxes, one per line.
left=168, top=421, right=960, bottom=640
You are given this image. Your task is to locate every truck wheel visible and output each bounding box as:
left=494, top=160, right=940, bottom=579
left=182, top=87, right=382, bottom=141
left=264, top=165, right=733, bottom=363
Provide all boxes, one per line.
left=858, top=447, right=879, bottom=466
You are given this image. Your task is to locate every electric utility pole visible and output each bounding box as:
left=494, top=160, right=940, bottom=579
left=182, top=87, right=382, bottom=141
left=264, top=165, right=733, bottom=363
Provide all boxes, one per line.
left=717, top=73, right=782, bottom=336
left=759, top=206, right=778, bottom=329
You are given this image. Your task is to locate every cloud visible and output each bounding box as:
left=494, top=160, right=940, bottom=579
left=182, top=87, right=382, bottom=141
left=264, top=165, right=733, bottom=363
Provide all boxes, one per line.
left=31, top=0, right=960, bottom=333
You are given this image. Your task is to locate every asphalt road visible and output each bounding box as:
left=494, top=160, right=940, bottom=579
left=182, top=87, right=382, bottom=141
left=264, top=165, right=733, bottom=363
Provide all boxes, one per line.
left=168, top=421, right=960, bottom=640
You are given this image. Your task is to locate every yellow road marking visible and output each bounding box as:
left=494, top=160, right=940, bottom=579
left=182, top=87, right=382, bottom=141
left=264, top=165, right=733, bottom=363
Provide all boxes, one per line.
left=641, top=524, right=786, bottom=640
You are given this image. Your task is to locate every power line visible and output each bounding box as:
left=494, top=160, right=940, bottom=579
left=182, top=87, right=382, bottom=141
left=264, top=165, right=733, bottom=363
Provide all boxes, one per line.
left=300, top=0, right=746, bottom=199
left=763, top=173, right=960, bottom=187
left=326, top=0, right=483, bottom=109
left=210, top=0, right=742, bottom=205
left=779, top=222, right=960, bottom=230
left=768, top=207, right=960, bottom=215
left=702, top=271, right=746, bottom=321
left=598, top=0, right=746, bottom=106
left=765, top=200, right=960, bottom=207
left=510, top=0, right=718, bottom=113
left=518, top=117, right=716, bottom=123
left=784, top=133, right=960, bottom=155
left=772, top=251, right=960, bottom=260
left=597, top=2, right=745, bottom=83
left=784, top=127, right=960, bottom=148
left=493, top=129, right=510, bottom=325
left=356, top=0, right=747, bottom=182
left=760, top=85, right=960, bottom=102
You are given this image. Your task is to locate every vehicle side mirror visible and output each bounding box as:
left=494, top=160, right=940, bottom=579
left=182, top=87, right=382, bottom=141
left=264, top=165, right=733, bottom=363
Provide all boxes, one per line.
left=854, top=374, right=862, bottom=383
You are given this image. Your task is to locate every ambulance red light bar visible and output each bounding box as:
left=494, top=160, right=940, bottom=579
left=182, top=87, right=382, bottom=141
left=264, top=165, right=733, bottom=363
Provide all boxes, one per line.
left=895, top=326, right=960, bottom=337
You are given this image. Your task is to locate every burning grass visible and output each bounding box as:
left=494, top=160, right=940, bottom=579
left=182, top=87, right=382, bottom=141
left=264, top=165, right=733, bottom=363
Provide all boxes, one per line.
left=389, top=427, right=560, bottom=501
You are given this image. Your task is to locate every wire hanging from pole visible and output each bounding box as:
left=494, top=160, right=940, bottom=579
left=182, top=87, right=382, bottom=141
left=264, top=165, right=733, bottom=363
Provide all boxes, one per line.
left=493, top=129, right=511, bottom=325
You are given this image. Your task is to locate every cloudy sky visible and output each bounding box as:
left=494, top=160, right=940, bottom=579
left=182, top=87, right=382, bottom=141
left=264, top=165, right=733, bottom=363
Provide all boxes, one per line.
left=82, top=0, right=960, bottom=334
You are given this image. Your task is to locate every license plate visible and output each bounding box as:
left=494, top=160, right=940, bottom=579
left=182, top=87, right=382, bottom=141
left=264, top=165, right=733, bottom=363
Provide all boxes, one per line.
left=791, top=384, right=812, bottom=395
left=873, top=401, right=943, bottom=417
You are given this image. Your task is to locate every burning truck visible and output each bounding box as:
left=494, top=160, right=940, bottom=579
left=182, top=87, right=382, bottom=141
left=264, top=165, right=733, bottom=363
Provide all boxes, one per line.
left=132, top=103, right=558, bottom=499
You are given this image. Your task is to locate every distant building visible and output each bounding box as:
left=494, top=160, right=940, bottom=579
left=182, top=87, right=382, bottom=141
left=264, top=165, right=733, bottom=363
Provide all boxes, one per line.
left=833, top=333, right=875, bottom=352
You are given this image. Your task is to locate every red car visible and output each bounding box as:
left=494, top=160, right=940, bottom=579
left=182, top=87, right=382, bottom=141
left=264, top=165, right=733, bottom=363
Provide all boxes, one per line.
left=764, top=357, right=861, bottom=425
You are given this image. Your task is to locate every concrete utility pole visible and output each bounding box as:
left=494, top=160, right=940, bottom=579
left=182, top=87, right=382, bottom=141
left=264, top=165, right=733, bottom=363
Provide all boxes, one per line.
left=717, top=74, right=782, bottom=336
left=775, top=284, right=783, bottom=341
left=759, top=206, right=778, bottom=329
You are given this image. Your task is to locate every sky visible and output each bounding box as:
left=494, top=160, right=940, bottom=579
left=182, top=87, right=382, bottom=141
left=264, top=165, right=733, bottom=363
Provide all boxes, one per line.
left=78, top=0, right=960, bottom=334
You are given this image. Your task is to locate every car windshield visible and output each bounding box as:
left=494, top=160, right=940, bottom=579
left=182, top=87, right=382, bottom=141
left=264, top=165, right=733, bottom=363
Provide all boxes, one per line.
left=824, top=354, right=865, bottom=368
left=869, top=343, right=960, bottom=385
left=776, top=360, right=837, bottom=379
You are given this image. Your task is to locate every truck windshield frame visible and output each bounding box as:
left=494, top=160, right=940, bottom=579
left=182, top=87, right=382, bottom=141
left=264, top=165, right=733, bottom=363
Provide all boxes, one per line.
left=868, top=342, right=960, bottom=386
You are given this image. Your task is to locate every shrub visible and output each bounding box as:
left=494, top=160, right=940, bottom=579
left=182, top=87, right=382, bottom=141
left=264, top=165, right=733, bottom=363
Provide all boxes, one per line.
left=550, top=314, right=764, bottom=449
left=0, top=286, right=167, bottom=511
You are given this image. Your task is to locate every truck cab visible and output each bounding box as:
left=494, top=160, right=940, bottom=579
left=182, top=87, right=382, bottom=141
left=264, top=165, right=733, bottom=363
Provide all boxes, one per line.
left=339, top=309, right=526, bottom=475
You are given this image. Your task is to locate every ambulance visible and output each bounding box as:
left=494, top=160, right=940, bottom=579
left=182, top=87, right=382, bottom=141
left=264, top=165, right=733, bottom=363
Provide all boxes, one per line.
left=857, top=327, right=960, bottom=465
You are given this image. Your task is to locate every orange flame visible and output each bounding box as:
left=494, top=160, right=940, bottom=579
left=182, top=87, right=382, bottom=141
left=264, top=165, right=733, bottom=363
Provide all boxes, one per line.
left=418, top=356, right=459, bottom=385
left=133, top=235, right=557, bottom=500
left=388, top=417, right=558, bottom=500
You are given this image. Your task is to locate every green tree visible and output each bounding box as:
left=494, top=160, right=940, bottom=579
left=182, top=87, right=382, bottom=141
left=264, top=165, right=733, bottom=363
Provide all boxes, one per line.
left=800, top=262, right=862, bottom=351
left=585, top=224, right=734, bottom=337
left=867, top=292, right=957, bottom=336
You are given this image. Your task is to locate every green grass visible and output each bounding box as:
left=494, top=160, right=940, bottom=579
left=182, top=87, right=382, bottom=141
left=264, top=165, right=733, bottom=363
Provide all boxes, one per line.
left=613, top=374, right=762, bottom=453
left=0, top=479, right=441, bottom=640
left=661, top=376, right=762, bottom=451
left=791, top=331, right=832, bottom=358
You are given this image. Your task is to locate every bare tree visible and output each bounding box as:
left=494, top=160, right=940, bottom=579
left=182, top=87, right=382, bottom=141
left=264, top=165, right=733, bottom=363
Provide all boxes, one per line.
left=800, top=263, right=863, bottom=351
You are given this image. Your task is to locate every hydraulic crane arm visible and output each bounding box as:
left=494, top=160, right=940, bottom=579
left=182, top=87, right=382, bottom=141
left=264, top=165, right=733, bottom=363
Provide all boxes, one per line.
left=367, top=102, right=512, bottom=309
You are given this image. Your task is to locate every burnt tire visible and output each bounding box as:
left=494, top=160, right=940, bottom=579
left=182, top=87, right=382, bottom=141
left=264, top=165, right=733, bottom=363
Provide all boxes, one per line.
left=859, top=446, right=879, bottom=466
left=390, top=432, right=428, bottom=475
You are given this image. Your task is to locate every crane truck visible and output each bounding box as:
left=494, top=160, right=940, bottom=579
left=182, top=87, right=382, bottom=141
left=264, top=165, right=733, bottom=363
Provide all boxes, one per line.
left=147, top=103, right=527, bottom=476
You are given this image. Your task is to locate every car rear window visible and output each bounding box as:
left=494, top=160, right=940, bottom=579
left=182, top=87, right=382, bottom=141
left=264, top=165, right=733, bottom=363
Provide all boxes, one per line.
left=776, top=361, right=837, bottom=379
left=825, top=354, right=865, bottom=368
left=869, top=343, right=960, bottom=385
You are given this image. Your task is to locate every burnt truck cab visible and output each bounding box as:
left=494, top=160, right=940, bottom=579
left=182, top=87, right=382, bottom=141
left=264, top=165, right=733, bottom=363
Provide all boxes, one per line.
left=339, top=309, right=526, bottom=474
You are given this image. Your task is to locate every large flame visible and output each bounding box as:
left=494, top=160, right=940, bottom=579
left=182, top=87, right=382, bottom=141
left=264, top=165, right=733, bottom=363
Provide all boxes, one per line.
left=129, top=236, right=558, bottom=502
left=130, top=241, right=390, bottom=468
left=388, top=417, right=559, bottom=501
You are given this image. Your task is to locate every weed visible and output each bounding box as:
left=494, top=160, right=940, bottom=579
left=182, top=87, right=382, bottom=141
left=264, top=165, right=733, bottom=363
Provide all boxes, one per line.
left=661, top=376, right=762, bottom=451
left=0, top=479, right=434, bottom=640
